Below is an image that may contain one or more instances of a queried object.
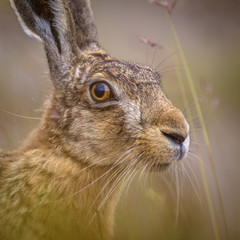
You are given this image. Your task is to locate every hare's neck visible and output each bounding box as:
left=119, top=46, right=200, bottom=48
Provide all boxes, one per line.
left=53, top=156, right=126, bottom=239
left=18, top=138, right=126, bottom=240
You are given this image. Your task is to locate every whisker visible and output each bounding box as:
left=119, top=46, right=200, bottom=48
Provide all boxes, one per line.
left=87, top=152, right=134, bottom=215
left=99, top=151, right=144, bottom=209
left=103, top=163, right=135, bottom=210
left=137, top=158, right=151, bottom=189
left=174, top=164, right=180, bottom=227
left=60, top=147, right=137, bottom=201
left=112, top=156, right=144, bottom=211
left=143, top=158, right=156, bottom=187
left=97, top=150, right=145, bottom=213
left=0, top=108, right=42, bottom=120
left=187, top=152, right=211, bottom=175
left=150, top=36, right=162, bottom=68
left=86, top=146, right=143, bottom=217
left=158, top=64, right=185, bottom=74
left=86, top=155, right=141, bottom=230
left=155, top=49, right=185, bottom=71
left=181, top=162, right=202, bottom=203
left=124, top=168, right=139, bottom=199
left=183, top=160, right=201, bottom=192
left=159, top=68, right=186, bottom=77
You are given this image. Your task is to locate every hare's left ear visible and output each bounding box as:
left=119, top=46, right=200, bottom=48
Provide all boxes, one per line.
left=69, top=0, right=100, bottom=50
left=10, top=0, right=82, bottom=89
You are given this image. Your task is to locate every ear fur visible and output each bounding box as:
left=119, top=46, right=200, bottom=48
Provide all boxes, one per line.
left=10, top=0, right=43, bottom=42
left=11, top=0, right=101, bottom=88
left=10, top=0, right=80, bottom=89
left=69, top=0, right=99, bottom=50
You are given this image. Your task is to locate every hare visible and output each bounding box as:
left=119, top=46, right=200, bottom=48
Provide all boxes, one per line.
left=0, top=0, right=190, bottom=239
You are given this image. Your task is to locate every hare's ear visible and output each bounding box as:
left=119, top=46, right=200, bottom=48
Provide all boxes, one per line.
left=68, top=0, right=100, bottom=50
left=10, top=0, right=79, bottom=89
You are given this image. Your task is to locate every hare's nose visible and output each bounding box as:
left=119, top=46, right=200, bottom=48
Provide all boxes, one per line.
left=161, top=132, right=186, bottom=145
left=158, top=107, right=189, bottom=147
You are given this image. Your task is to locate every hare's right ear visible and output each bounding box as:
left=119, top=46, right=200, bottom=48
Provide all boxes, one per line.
left=10, top=0, right=79, bottom=89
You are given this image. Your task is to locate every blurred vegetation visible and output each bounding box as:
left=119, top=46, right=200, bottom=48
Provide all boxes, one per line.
left=0, top=0, right=240, bottom=239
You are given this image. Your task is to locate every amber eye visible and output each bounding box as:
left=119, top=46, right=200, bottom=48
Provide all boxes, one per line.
left=90, top=82, right=112, bottom=102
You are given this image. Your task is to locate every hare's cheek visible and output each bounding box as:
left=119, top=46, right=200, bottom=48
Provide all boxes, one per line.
left=120, top=101, right=141, bottom=126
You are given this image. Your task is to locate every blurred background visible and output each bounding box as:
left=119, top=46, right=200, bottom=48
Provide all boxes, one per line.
left=0, top=0, right=239, bottom=239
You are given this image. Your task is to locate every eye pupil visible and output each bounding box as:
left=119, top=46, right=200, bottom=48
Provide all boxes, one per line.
left=94, top=83, right=106, bottom=98
left=90, top=82, right=112, bottom=102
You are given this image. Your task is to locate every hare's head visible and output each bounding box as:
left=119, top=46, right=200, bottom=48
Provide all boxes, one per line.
left=12, top=0, right=189, bottom=171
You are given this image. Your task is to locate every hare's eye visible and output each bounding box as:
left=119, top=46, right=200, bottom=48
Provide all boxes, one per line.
left=90, top=82, right=112, bottom=102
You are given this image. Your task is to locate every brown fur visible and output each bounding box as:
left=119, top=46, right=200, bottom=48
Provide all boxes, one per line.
left=0, top=0, right=189, bottom=239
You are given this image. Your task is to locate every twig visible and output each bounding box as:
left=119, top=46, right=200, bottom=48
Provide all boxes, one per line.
left=149, top=0, right=178, bottom=14
left=140, top=37, right=163, bottom=49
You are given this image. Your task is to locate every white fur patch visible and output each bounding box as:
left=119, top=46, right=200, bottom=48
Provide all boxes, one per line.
left=74, top=66, right=81, bottom=79
left=75, top=66, right=90, bottom=83
left=183, top=135, right=190, bottom=153
left=121, top=101, right=141, bottom=126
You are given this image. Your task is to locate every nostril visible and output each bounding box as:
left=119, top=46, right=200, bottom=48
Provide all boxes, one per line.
left=162, top=132, right=185, bottom=145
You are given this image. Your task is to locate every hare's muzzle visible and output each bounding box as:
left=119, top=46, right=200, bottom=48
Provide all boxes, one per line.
left=159, top=108, right=190, bottom=161
left=137, top=105, right=190, bottom=171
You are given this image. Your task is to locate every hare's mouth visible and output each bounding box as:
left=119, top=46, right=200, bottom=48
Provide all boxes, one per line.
left=148, top=133, right=190, bottom=172
left=163, top=133, right=190, bottom=161
left=150, top=162, right=171, bottom=171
